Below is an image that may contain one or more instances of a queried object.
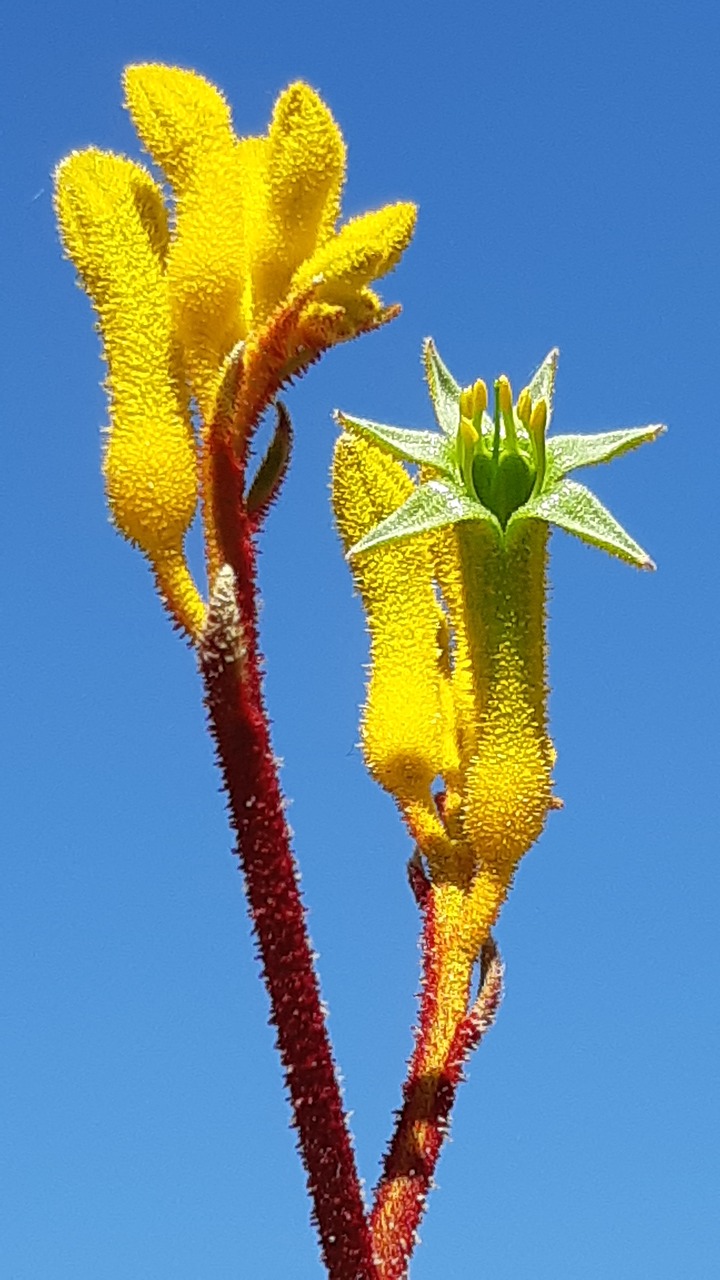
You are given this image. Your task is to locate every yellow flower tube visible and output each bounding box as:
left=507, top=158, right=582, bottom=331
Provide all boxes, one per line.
left=332, top=433, right=457, bottom=847
left=454, top=518, right=553, bottom=952
left=54, top=149, right=204, bottom=638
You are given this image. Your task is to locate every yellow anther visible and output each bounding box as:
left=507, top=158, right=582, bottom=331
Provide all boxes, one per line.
left=461, top=379, right=488, bottom=424
left=459, top=385, right=475, bottom=419
left=459, top=416, right=479, bottom=448
left=496, top=375, right=513, bottom=418
left=516, top=386, right=532, bottom=426
left=529, top=398, right=548, bottom=436
left=471, top=378, right=488, bottom=419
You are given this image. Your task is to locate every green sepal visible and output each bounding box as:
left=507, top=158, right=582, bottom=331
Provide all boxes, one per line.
left=546, top=424, right=665, bottom=483
left=528, top=348, right=559, bottom=416
left=517, top=477, right=654, bottom=569
left=335, top=411, right=454, bottom=471
left=348, top=479, right=500, bottom=559
left=246, top=400, right=293, bottom=524
left=423, top=338, right=461, bottom=437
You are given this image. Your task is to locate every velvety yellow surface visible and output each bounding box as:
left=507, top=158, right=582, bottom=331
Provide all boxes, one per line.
left=124, top=65, right=415, bottom=421
left=55, top=65, right=416, bottom=638
left=54, top=149, right=205, bottom=637
left=332, top=435, right=456, bottom=807
left=332, top=421, right=555, bottom=990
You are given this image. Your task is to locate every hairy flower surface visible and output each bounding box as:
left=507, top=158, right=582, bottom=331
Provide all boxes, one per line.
left=332, top=343, right=663, bottom=1120
left=334, top=344, right=662, bottom=883
left=55, top=65, right=415, bottom=637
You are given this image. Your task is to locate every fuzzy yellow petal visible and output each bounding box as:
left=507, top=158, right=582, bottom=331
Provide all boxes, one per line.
left=124, top=64, right=253, bottom=419
left=166, top=144, right=251, bottom=419
left=123, top=64, right=235, bottom=194
left=55, top=149, right=203, bottom=636
left=55, top=151, right=198, bottom=552
left=292, top=202, right=417, bottom=299
left=463, top=864, right=515, bottom=957
left=235, top=136, right=271, bottom=330
left=252, top=82, right=345, bottom=326
left=332, top=433, right=451, bottom=805
left=296, top=289, right=394, bottom=351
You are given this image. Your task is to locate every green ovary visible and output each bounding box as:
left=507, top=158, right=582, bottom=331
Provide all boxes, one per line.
left=472, top=450, right=535, bottom=528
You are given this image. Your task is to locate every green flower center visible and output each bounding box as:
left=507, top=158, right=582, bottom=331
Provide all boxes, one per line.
left=457, top=375, right=548, bottom=528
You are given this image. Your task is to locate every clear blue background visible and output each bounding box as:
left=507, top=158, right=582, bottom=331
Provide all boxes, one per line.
left=3, top=1, right=719, bottom=1276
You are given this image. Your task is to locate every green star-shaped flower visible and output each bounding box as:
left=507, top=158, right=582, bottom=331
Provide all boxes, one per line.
left=336, top=342, right=664, bottom=567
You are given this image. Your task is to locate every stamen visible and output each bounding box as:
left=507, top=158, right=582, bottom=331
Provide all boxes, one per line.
left=496, top=375, right=513, bottom=418
left=496, top=375, right=518, bottom=451
left=470, top=378, right=488, bottom=422
left=516, top=386, right=532, bottom=427
left=461, top=379, right=488, bottom=427
left=529, top=399, right=547, bottom=436
left=491, top=379, right=503, bottom=466
left=459, top=385, right=475, bottom=420
left=459, top=416, right=479, bottom=448
left=459, top=416, right=479, bottom=496
left=528, top=397, right=548, bottom=493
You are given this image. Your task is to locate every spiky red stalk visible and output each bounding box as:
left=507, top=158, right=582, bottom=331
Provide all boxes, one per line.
left=199, top=427, right=377, bottom=1280
left=369, top=863, right=503, bottom=1279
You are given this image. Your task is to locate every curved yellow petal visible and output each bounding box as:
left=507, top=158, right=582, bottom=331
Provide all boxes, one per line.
left=168, top=135, right=270, bottom=421
left=297, top=287, right=399, bottom=352
left=252, top=82, right=345, bottom=325
left=167, top=158, right=249, bottom=420
left=292, top=202, right=417, bottom=299
left=55, top=150, right=198, bottom=551
left=332, top=432, right=451, bottom=805
left=235, top=136, right=271, bottom=331
left=54, top=149, right=202, bottom=634
left=55, top=149, right=169, bottom=282
left=124, top=65, right=255, bottom=420
left=123, top=63, right=234, bottom=195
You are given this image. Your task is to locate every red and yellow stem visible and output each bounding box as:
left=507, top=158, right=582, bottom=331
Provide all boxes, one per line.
left=199, top=420, right=377, bottom=1280
left=370, top=870, right=503, bottom=1278
left=370, top=522, right=552, bottom=1275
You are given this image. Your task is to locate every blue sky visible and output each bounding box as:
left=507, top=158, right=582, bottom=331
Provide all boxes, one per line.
left=3, top=1, right=719, bottom=1276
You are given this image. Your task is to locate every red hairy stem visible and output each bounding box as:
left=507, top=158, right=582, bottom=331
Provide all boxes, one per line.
left=370, top=876, right=503, bottom=1280
left=199, top=433, right=377, bottom=1280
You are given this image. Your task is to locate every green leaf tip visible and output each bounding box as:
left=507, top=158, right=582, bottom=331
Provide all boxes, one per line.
left=423, top=338, right=461, bottom=437
left=546, top=423, right=666, bottom=484
left=334, top=410, right=453, bottom=470
left=246, top=400, right=293, bottom=524
left=520, top=477, right=656, bottom=570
